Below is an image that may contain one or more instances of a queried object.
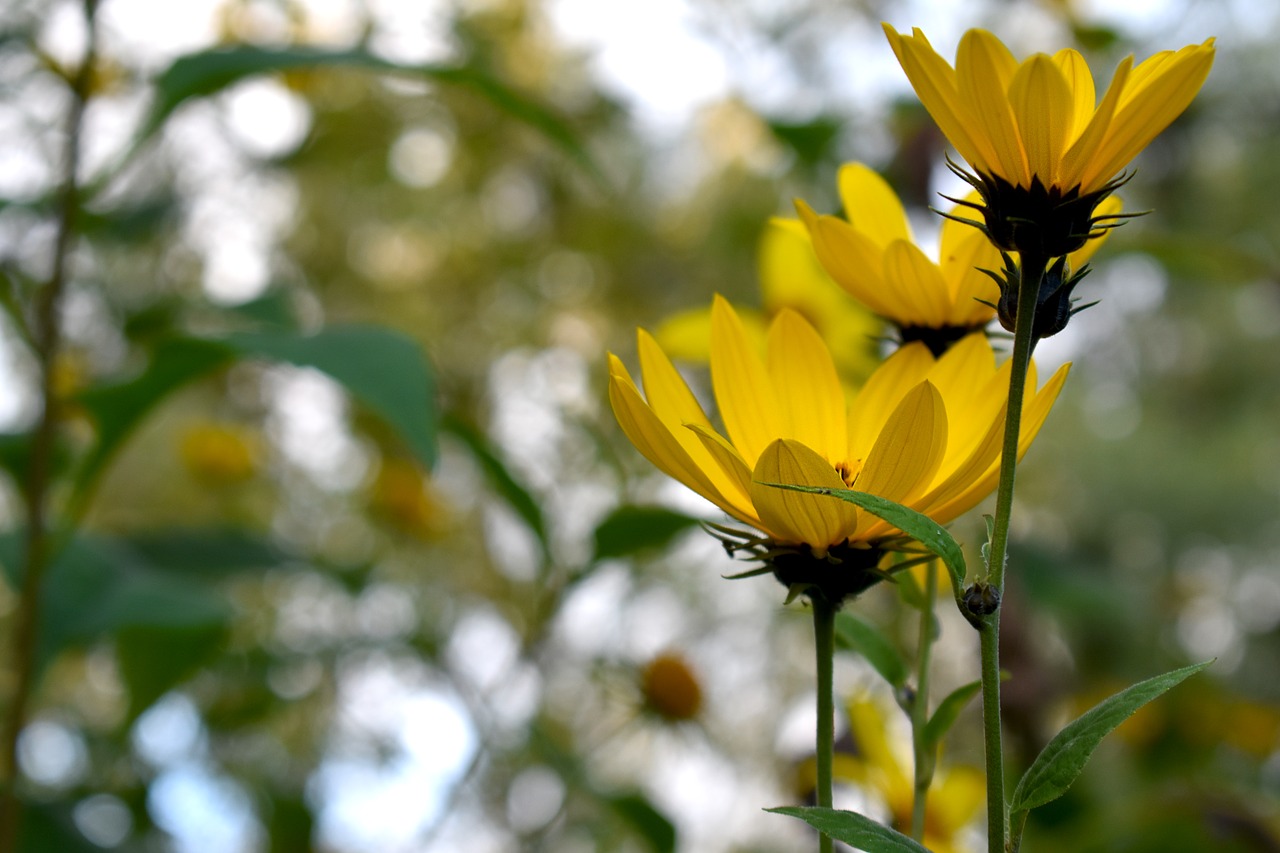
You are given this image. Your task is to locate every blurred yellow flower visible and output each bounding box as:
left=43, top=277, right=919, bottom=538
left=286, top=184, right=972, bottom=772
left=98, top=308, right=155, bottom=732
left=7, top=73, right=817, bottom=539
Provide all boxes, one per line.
left=369, top=459, right=452, bottom=540
left=796, top=163, right=1119, bottom=350
left=640, top=652, right=703, bottom=723
left=609, top=297, right=1067, bottom=560
left=180, top=422, right=258, bottom=486
left=653, top=219, right=881, bottom=381
left=883, top=26, right=1214, bottom=197
left=882, top=26, right=1213, bottom=257
left=836, top=696, right=984, bottom=853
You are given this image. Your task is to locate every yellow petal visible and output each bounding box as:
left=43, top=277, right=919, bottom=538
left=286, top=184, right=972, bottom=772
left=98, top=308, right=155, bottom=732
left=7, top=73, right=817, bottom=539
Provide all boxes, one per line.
left=848, top=342, right=934, bottom=458
left=956, top=29, right=1028, bottom=185
left=710, top=295, right=783, bottom=468
left=837, top=162, right=912, bottom=250
left=1059, top=56, right=1133, bottom=191
left=847, top=699, right=909, bottom=790
left=608, top=354, right=735, bottom=513
left=795, top=200, right=897, bottom=319
left=637, top=329, right=754, bottom=513
left=882, top=240, right=951, bottom=327
left=1081, top=39, right=1215, bottom=191
left=1009, top=53, right=1074, bottom=185
left=1053, top=48, right=1097, bottom=146
left=855, top=380, right=948, bottom=509
left=766, top=309, right=848, bottom=462
left=685, top=424, right=760, bottom=526
left=883, top=24, right=993, bottom=176
left=750, top=439, right=858, bottom=549
left=926, top=333, right=1003, bottom=467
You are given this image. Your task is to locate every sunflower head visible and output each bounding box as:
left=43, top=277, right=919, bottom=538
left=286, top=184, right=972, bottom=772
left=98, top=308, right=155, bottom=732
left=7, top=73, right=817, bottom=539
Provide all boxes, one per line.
left=884, top=24, right=1214, bottom=256
left=608, top=297, right=1070, bottom=606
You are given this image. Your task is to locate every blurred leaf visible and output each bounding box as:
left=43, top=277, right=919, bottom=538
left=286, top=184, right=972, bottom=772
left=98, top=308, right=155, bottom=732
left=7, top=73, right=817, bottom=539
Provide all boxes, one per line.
left=924, top=679, right=982, bottom=749
left=117, top=623, right=226, bottom=721
left=266, top=795, right=316, bottom=853
left=77, top=195, right=178, bottom=244
left=224, top=288, right=300, bottom=331
left=607, top=792, right=676, bottom=853
left=766, top=807, right=930, bottom=852
left=18, top=800, right=101, bottom=853
left=765, top=484, right=967, bottom=590
left=0, top=533, right=229, bottom=672
left=124, top=528, right=287, bottom=580
left=229, top=325, right=437, bottom=469
left=767, top=115, right=843, bottom=168
left=833, top=612, right=908, bottom=689
left=443, top=413, right=547, bottom=555
left=129, top=45, right=601, bottom=183
left=591, top=506, right=700, bottom=560
left=75, top=336, right=236, bottom=495
left=1009, top=660, right=1212, bottom=818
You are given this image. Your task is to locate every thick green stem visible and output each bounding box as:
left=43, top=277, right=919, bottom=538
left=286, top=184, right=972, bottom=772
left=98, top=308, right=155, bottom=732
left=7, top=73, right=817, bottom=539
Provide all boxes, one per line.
left=910, top=562, right=938, bottom=841
left=0, top=5, right=98, bottom=849
left=812, top=592, right=837, bottom=853
left=976, top=250, right=1048, bottom=853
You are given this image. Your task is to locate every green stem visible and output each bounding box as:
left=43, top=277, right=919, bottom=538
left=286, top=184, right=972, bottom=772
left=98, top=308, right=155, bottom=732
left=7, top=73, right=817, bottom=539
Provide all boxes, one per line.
left=910, top=561, right=938, bottom=841
left=978, top=249, right=1049, bottom=853
left=812, top=592, right=837, bottom=853
left=0, top=5, right=98, bottom=849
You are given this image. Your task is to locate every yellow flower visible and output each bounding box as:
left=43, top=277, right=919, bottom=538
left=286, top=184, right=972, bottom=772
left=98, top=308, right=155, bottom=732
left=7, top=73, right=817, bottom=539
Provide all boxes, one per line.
left=653, top=218, right=881, bottom=380
left=369, top=459, right=452, bottom=540
left=608, top=297, right=1067, bottom=565
left=883, top=25, right=1213, bottom=256
left=796, top=162, right=1119, bottom=349
left=835, top=696, right=984, bottom=853
left=179, top=422, right=258, bottom=486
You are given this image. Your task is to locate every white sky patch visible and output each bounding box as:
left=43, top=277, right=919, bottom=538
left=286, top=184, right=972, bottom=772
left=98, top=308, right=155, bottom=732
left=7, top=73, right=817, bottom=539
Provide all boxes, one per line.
left=548, top=0, right=732, bottom=135
left=97, top=0, right=225, bottom=72
left=223, top=78, right=314, bottom=159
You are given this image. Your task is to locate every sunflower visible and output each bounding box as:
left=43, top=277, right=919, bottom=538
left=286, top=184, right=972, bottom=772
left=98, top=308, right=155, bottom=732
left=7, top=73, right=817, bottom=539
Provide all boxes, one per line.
left=796, top=162, right=1118, bottom=353
left=883, top=26, right=1214, bottom=256
left=608, top=297, right=1068, bottom=599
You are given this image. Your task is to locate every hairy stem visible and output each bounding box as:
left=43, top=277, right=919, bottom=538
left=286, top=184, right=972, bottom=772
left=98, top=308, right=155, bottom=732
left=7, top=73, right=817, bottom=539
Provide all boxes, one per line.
left=812, top=592, right=837, bottom=853
left=910, top=562, right=938, bottom=841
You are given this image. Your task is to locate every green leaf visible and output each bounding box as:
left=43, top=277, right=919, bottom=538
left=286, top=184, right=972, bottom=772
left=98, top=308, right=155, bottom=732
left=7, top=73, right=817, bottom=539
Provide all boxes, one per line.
left=764, top=484, right=966, bottom=590
left=116, top=623, right=227, bottom=720
left=924, top=679, right=982, bottom=748
left=126, top=46, right=601, bottom=183
left=228, top=325, right=438, bottom=469
left=124, top=528, right=287, bottom=580
left=592, top=506, right=701, bottom=561
left=833, top=612, right=908, bottom=689
left=607, top=793, right=676, bottom=853
left=1009, top=660, right=1212, bottom=816
left=766, top=807, right=930, bottom=852
left=442, top=413, right=547, bottom=555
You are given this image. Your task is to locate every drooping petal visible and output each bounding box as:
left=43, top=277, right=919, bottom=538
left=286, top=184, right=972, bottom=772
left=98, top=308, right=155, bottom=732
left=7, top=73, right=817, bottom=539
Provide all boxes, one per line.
left=710, top=295, right=783, bottom=468
left=608, top=354, right=740, bottom=517
left=1009, top=53, right=1074, bottom=186
left=883, top=24, right=993, bottom=176
left=686, top=423, right=760, bottom=525
left=1059, top=55, right=1133, bottom=191
left=750, top=439, right=858, bottom=549
left=766, top=309, right=848, bottom=462
left=837, top=162, right=913, bottom=250
left=956, top=29, right=1028, bottom=185
left=848, top=342, right=934, bottom=459
left=855, top=381, right=948, bottom=508
left=637, top=329, right=754, bottom=513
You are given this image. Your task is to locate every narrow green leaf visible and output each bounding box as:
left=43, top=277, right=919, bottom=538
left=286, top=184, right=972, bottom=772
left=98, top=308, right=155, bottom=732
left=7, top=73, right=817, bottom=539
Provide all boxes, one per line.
left=766, top=807, right=930, bottom=852
left=607, top=792, right=676, bottom=853
left=124, top=528, right=287, bottom=580
left=833, top=612, right=908, bottom=689
left=592, top=506, right=701, bottom=561
left=228, top=325, right=438, bottom=469
left=117, top=623, right=227, bottom=721
left=764, top=483, right=966, bottom=590
left=442, top=414, right=547, bottom=554
left=1009, top=660, right=1212, bottom=816
left=924, top=679, right=982, bottom=748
